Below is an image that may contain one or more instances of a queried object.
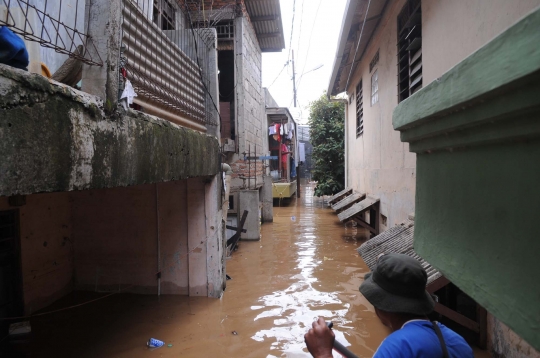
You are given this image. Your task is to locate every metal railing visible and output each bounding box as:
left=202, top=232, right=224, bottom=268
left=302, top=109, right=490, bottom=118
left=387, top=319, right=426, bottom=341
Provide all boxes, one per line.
left=121, top=0, right=219, bottom=127
left=0, top=0, right=102, bottom=66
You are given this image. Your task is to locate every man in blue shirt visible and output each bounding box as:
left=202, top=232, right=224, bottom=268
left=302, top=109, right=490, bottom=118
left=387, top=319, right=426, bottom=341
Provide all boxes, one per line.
left=304, top=253, right=473, bottom=358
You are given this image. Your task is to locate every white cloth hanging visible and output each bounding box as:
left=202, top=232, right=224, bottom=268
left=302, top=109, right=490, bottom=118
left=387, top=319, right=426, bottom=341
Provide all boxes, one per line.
left=120, top=80, right=137, bottom=110
left=269, top=125, right=276, bottom=135
left=299, top=143, right=306, bottom=162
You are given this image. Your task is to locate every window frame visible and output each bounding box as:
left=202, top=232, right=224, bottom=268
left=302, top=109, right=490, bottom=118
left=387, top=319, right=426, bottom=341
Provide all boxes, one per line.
left=397, top=0, right=422, bottom=103
left=356, top=81, right=364, bottom=137
left=371, top=69, right=379, bottom=106
left=153, top=0, right=176, bottom=31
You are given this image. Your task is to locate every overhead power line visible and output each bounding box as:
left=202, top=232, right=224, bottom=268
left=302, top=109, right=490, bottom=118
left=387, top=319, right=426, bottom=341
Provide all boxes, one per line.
left=287, top=0, right=297, bottom=62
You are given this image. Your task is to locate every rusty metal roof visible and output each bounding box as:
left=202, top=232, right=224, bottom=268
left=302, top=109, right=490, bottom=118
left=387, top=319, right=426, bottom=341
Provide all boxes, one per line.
left=328, top=0, right=390, bottom=96
left=357, top=220, right=443, bottom=285
left=244, top=0, right=285, bottom=52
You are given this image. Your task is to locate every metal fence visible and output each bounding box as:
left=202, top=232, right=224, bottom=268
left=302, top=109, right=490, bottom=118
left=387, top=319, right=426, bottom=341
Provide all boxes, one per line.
left=120, top=0, right=228, bottom=127
left=0, top=0, right=102, bottom=66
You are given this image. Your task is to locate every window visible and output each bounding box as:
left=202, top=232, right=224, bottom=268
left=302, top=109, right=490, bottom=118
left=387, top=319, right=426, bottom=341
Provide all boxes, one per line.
left=216, top=21, right=235, bottom=40
left=153, top=0, right=176, bottom=30
left=397, top=0, right=422, bottom=102
left=369, top=50, right=379, bottom=73
left=371, top=70, right=379, bottom=106
left=356, top=81, right=364, bottom=136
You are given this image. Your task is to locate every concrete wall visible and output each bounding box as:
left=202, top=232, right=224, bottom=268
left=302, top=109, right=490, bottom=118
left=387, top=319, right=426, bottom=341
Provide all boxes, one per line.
left=72, top=185, right=160, bottom=294
left=345, top=0, right=415, bottom=230
left=344, top=0, right=540, bottom=228
left=71, top=178, right=224, bottom=297
left=0, top=193, right=73, bottom=315
left=489, top=314, right=540, bottom=358
left=228, top=16, right=265, bottom=191
left=0, top=64, right=220, bottom=197
left=0, top=177, right=223, bottom=315
left=422, top=0, right=540, bottom=85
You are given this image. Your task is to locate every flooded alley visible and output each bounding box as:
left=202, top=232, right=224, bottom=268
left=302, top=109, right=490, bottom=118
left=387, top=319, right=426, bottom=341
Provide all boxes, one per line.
left=13, top=184, right=388, bottom=357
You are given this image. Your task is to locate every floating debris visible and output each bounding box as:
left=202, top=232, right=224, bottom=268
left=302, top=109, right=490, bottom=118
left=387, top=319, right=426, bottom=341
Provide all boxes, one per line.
left=232, top=331, right=238, bottom=335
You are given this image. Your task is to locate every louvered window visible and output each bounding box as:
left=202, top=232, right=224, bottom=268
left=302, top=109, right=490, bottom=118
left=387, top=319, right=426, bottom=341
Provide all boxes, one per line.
left=356, top=81, right=364, bottom=137
left=397, top=0, right=422, bottom=102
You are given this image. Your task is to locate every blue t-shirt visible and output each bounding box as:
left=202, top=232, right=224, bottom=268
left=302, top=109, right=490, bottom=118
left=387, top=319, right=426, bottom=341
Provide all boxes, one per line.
left=373, top=320, right=473, bottom=358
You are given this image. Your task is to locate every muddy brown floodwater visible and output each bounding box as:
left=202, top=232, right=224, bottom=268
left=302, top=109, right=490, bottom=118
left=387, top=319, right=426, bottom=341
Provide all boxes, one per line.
left=19, top=184, right=389, bottom=357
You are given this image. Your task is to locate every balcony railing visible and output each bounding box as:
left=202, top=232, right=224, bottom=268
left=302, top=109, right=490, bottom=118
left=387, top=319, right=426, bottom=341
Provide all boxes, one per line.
left=121, top=0, right=218, bottom=129
left=0, top=0, right=102, bottom=66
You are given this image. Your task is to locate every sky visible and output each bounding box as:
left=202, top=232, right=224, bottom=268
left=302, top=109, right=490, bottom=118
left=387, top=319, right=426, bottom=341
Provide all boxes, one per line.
left=261, top=0, right=348, bottom=124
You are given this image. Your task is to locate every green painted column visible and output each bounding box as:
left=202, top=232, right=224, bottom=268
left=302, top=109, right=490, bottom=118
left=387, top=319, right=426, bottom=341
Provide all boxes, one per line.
left=393, top=8, right=540, bottom=351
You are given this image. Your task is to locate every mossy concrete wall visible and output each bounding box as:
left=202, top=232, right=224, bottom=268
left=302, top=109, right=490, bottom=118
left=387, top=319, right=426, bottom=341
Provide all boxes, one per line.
left=393, top=8, right=540, bottom=353
left=0, top=64, right=220, bottom=196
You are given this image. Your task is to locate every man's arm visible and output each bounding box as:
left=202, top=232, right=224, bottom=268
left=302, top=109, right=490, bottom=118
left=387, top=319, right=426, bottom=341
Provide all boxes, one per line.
left=304, top=317, right=335, bottom=358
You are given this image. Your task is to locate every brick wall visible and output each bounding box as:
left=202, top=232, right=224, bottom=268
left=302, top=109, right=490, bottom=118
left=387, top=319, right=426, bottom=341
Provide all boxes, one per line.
left=230, top=160, right=265, bottom=180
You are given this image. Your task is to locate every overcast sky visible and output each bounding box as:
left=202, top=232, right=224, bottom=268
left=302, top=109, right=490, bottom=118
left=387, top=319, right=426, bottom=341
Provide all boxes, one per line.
left=261, top=0, right=347, bottom=124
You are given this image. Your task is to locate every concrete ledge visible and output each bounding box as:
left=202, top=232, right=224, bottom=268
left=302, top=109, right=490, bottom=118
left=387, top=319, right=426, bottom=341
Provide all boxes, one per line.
left=0, top=64, right=220, bottom=196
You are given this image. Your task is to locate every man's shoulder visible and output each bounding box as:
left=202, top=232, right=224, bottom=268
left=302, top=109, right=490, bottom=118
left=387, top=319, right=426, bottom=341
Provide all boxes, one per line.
left=374, top=321, right=473, bottom=358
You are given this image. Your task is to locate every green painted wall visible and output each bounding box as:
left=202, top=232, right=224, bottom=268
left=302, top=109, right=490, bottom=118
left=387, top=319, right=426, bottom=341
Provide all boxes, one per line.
left=415, top=140, right=540, bottom=351
left=393, top=7, right=540, bottom=351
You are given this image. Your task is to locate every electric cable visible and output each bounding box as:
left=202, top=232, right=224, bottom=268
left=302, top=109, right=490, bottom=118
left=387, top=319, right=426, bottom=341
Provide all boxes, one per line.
left=268, top=61, right=289, bottom=88
left=296, top=0, right=323, bottom=94
left=287, top=0, right=297, bottom=62
left=344, top=0, right=373, bottom=92
left=296, top=0, right=305, bottom=57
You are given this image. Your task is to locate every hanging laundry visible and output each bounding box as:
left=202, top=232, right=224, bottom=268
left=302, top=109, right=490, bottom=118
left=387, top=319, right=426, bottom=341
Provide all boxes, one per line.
left=283, top=123, right=289, bottom=135
left=120, top=80, right=137, bottom=110
left=280, top=124, right=284, bottom=135
left=274, top=124, right=281, bottom=142
left=269, top=125, right=276, bottom=135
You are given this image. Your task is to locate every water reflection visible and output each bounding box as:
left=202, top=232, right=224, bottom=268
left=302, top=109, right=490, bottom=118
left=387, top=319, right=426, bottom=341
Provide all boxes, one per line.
left=248, top=184, right=387, bottom=357
left=21, top=184, right=388, bottom=358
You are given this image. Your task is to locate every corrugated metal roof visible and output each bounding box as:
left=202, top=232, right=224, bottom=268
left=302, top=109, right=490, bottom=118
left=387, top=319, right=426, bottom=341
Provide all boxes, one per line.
left=244, top=0, right=285, bottom=52
left=357, top=220, right=443, bottom=285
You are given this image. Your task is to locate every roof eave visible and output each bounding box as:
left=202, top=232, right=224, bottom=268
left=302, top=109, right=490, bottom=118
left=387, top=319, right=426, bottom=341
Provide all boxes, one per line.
left=327, top=0, right=360, bottom=97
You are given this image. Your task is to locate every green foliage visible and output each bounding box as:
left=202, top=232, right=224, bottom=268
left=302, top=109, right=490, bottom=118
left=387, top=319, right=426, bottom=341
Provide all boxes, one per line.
left=308, top=92, right=345, bottom=197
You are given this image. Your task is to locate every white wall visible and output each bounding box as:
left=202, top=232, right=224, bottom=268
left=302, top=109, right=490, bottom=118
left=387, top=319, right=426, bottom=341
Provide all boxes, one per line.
left=344, top=0, right=540, bottom=228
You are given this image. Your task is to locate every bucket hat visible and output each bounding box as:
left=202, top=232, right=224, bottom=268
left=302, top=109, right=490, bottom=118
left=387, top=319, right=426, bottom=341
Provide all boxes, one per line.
left=359, top=253, right=435, bottom=315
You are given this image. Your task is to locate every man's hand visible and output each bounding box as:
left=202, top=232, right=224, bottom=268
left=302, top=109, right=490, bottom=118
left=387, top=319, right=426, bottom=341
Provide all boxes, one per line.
left=304, top=317, right=335, bottom=358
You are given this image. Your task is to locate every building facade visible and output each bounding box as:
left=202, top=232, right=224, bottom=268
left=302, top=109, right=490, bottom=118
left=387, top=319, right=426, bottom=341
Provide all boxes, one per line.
left=0, top=0, right=257, bottom=331
left=328, top=0, right=540, bottom=356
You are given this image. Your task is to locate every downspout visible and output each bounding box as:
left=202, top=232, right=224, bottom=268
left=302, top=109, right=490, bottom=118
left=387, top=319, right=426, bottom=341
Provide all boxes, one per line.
left=329, top=96, right=349, bottom=188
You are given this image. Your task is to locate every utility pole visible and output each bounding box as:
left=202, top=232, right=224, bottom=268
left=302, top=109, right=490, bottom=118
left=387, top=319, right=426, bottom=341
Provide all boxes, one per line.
left=292, top=50, right=297, bottom=107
